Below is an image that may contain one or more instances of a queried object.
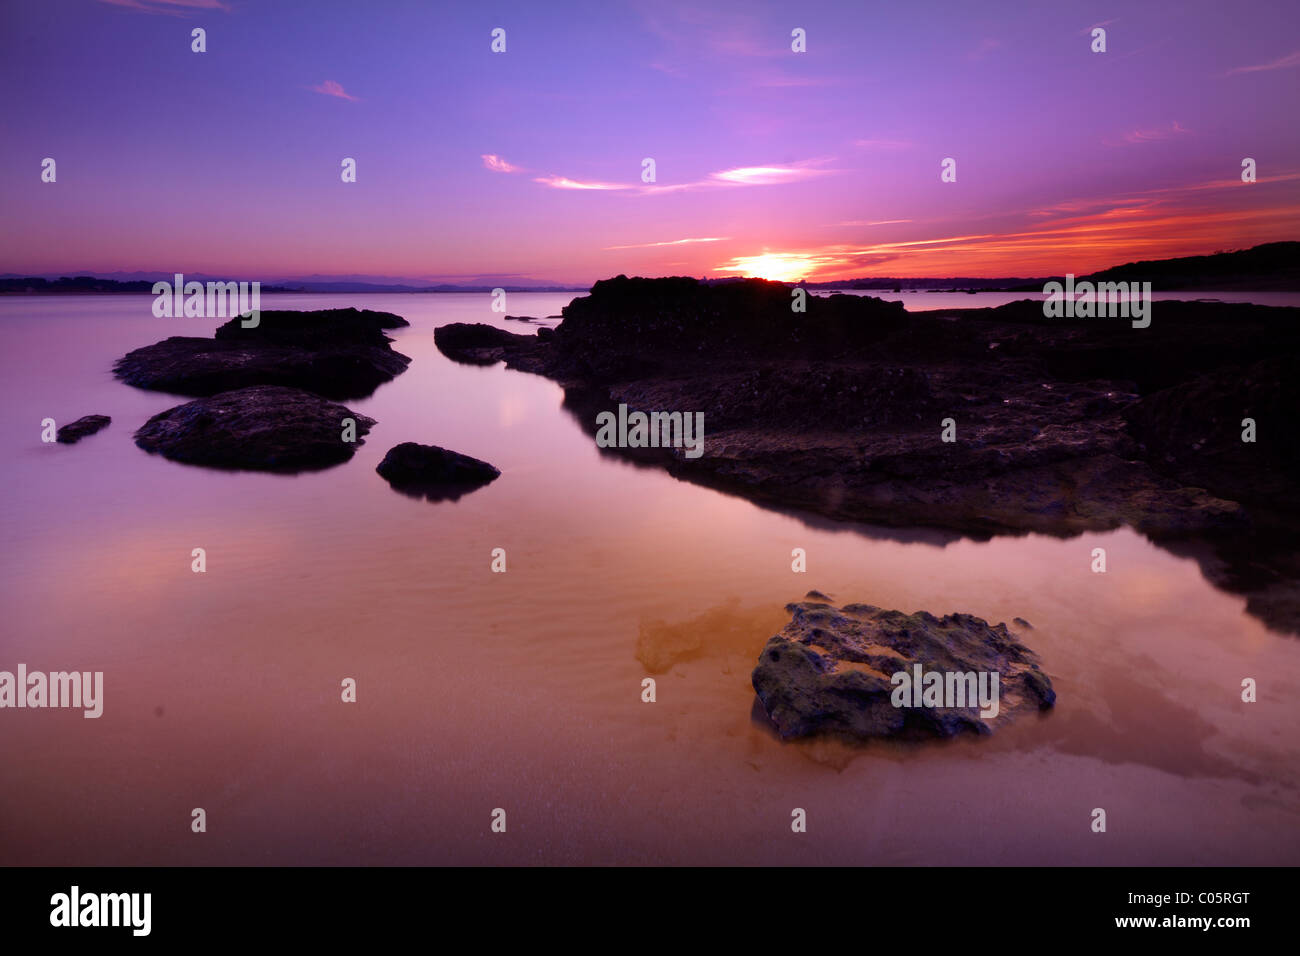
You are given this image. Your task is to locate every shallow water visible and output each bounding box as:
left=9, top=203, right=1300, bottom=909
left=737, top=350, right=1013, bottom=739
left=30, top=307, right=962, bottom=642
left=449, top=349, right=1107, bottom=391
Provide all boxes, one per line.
left=1, top=292, right=1297, bottom=865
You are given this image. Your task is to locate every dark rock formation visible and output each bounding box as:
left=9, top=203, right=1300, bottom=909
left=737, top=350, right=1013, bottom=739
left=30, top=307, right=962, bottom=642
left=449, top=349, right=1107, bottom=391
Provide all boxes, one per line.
left=434, top=276, right=1300, bottom=632
left=133, top=386, right=374, bottom=472
left=752, top=596, right=1055, bottom=741
left=1124, top=355, right=1299, bottom=507
left=55, top=415, right=111, bottom=444
left=432, top=323, right=537, bottom=366
left=115, top=308, right=411, bottom=400
left=375, top=442, right=500, bottom=501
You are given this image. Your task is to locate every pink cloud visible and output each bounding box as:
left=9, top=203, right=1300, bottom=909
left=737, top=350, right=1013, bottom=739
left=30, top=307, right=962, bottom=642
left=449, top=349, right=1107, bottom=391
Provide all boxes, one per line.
left=521, top=159, right=836, bottom=196
left=709, top=162, right=833, bottom=186
left=1226, top=50, right=1300, bottom=75
left=604, top=237, right=729, bottom=250
left=482, top=154, right=522, bottom=174
left=310, top=80, right=359, bottom=102
left=966, top=37, right=1002, bottom=61
left=1108, top=121, right=1188, bottom=145
left=534, top=176, right=634, bottom=191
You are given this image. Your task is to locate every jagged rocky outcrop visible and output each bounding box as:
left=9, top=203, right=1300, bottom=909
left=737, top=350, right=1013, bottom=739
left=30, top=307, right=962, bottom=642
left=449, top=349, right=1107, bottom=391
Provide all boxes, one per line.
left=752, top=595, right=1055, bottom=741
left=434, top=275, right=1300, bottom=632
left=55, top=415, right=111, bottom=443
left=375, top=442, right=500, bottom=501
left=133, top=386, right=373, bottom=472
left=115, top=308, right=411, bottom=400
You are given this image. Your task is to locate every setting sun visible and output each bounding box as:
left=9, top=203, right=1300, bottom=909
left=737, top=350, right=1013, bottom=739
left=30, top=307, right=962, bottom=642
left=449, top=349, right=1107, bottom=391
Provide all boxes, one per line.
left=724, top=253, right=814, bottom=283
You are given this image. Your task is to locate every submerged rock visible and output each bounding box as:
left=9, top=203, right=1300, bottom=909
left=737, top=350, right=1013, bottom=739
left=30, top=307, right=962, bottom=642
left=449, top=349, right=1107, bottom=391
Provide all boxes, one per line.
left=114, top=308, right=411, bottom=401
left=56, top=415, right=111, bottom=444
left=133, top=386, right=374, bottom=472
left=375, top=442, right=500, bottom=501
left=752, top=596, right=1055, bottom=741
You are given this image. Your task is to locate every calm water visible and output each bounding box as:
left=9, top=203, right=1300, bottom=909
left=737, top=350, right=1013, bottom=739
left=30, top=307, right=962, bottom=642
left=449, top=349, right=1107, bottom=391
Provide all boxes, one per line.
left=1, top=292, right=1297, bottom=865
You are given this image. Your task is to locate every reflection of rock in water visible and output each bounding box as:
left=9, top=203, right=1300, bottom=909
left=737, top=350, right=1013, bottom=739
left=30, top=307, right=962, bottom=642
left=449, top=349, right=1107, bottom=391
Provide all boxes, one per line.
left=434, top=278, right=1300, bottom=633
left=752, top=595, right=1054, bottom=743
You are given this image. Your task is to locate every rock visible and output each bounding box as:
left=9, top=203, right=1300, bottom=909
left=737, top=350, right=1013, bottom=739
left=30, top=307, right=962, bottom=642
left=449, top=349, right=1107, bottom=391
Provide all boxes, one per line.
left=55, top=415, right=111, bottom=444
left=1124, top=355, right=1300, bottom=506
left=752, top=599, right=1055, bottom=741
left=212, top=307, right=407, bottom=346
left=433, top=323, right=541, bottom=367
left=441, top=276, right=1300, bottom=633
left=115, top=308, right=411, bottom=400
left=503, top=315, right=539, bottom=322
left=375, top=442, right=500, bottom=501
left=133, top=386, right=374, bottom=472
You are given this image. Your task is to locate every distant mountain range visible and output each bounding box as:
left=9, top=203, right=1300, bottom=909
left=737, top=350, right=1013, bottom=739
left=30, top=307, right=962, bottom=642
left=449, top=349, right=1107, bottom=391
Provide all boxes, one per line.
left=3, top=242, right=1297, bottom=295
left=0, top=272, right=587, bottom=294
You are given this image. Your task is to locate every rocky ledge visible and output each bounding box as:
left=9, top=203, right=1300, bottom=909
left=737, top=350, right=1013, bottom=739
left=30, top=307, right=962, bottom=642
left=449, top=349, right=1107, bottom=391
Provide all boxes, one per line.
left=115, top=307, right=411, bottom=400
left=133, top=385, right=374, bottom=472
left=752, top=595, right=1055, bottom=741
left=375, top=442, right=501, bottom=501
left=435, top=276, right=1300, bottom=633
left=56, top=415, right=111, bottom=444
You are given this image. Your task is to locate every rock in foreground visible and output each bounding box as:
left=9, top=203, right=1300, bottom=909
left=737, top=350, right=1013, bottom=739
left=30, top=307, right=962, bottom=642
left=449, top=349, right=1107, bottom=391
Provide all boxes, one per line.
left=752, top=595, right=1055, bottom=741
left=56, top=415, right=111, bottom=444
left=134, top=386, right=374, bottom=472
left=115, top=308, right=411, bottom=400
left=375, top=442, right=501, bottom=501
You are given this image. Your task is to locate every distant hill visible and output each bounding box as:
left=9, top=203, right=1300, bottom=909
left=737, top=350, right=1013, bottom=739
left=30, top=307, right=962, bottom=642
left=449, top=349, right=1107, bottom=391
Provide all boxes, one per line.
left=1075, top=242, right=1300, bottom=291
left=764, top=241, right=1300, bottom=292
left=0, top=276, right=297, bottom=295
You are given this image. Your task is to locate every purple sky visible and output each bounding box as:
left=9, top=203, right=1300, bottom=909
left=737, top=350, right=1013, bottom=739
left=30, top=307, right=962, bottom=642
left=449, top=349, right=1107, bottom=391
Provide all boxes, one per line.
left=2, top=0, right=1298, bottom=282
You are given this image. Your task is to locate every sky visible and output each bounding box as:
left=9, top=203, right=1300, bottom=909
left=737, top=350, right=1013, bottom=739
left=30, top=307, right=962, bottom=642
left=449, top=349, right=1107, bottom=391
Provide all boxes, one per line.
left=1, top=0, right=1298, bottom=283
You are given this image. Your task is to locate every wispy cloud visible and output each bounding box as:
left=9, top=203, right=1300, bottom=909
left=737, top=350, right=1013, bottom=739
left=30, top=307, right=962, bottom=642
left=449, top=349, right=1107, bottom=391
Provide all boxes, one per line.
left=481, top=154, right=522, bottom=174
left=604, top=237, right=730, bottom=250
left=1080, top=19, right=1118, bottom=35
left=713, top=189, right=1300, bottom=282
left=527, top=159, right=835, bottom=195
left=310, top=80, right=359, bottom=102
left=967, top=37, right=1002, bottom=61
left=1107, top=121, right=1188, bottom=145
left=835, top=219, right=913, bottom=227
left=709, top=162, right=831, bottom=186
left=534, top=175, right=635, bottom=191
left=97, top=0, right=230, bottom=12
left=1226, top=49, right=1300, bottom=75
